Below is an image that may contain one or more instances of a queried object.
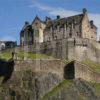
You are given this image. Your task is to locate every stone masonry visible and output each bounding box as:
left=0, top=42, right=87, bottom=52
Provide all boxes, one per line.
left=14, top=59, right=100, bottom=83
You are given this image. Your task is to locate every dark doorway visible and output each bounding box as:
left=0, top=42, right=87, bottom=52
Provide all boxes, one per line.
left=64, top=61, right=75, bottom=79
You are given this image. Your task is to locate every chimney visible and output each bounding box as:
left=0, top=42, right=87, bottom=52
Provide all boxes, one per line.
left=25, top=21, right=29, bottom=26
left=45, top=16, right=51, bottom=22
left=90, top=20, right=94, bottom=28
left=57, top=15, right=60, bottom=19
left=90, top=20, right=93, bottom=25
left=83, top=8, right=87, bottom=15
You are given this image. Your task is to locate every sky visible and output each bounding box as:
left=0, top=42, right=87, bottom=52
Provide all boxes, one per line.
left=0, top=0, right=100, bottom=44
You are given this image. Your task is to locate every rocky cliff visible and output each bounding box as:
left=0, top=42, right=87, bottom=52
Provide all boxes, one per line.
left=0, top=70, right=100, bottom=100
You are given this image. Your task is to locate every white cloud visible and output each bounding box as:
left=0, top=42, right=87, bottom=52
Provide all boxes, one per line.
left=30, top=2, right=100, bottom=39
left=29, top=2, right=80, bottom=17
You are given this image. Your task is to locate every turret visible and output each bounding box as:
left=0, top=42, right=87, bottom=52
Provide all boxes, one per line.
left=45, top=16, right=51, bottom=22
left=90, top=20, right=93, bottom=25
left=57, top=15, right=60, bottom=20
left=83, top=8, right=87, bottom=15
left=25, top=21, right=29, bottom=26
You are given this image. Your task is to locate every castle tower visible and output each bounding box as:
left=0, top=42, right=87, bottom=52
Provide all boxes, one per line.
left=81, top=8, right=97, bottom=40
left=32, top=16, right=46, bottom=43
left=20, top=21, right=33, bottom=46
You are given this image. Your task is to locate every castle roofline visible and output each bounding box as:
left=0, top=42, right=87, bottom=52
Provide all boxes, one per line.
left=31, top=15, right=44, bottom=25
left=45, top=14, right=84, bottom=28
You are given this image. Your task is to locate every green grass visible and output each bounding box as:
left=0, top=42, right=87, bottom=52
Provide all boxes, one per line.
left=88, top=81, right=100, bottom=96
left=92, top=83, right=100, bottom=96
left=94, top=83, right=100, bottom=96
left=0, top=51, right=12, bottom=60
left=17, top=52, right=53, bottom=59
left=41, top=80, right=71, bottom=100
left=82, top=60, right=100, bottom=73
left=0, top=51, right=53, bottom=61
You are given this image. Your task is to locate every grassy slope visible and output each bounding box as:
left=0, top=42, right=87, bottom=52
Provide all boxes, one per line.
left=82, top=60, right=100, bottom=73
left=41, top=80, right=71, bottom=100
left=0, top=51, right=12, bottom=60
left=0, top=51, right=53, bottom=60
left=90, top=82, right=100, bottom=96
left=41, top=79, right=100, bottom=100
left=94, top=83, right=100, bottom=96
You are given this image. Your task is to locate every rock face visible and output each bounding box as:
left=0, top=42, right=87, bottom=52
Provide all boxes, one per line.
left=0, top=70, right=100, bottom=100
left=0, top=70, right=62, bottom=100
left=44, top=79, right=100, bottom=100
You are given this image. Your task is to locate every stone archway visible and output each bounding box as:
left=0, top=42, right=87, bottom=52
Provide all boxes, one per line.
left=64, top=61, right=75, bottom=79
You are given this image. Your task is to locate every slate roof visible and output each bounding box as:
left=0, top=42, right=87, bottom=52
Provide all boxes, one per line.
left=46, top=14, right=84, bottom=28
left=31, top=16, right=44, bottom=25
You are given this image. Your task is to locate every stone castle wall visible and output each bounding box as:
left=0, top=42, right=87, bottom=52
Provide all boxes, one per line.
left=2, top=38, right=100, bottom=63
left=31, top=38, right=100, bottom=62
left=74, top=61, right=100, bottom=83
left=14, top=59, right=100, bottom=83
left=14, top=59, right=64, bottom=79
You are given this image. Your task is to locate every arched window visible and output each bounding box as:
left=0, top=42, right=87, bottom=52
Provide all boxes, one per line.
left=35, top=30, right=39, bottom=37
left=69, top=33, right=72, bottom=37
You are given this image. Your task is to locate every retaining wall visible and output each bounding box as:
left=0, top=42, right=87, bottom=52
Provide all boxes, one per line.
left=14, top=59, right=100, bottom=83
left=74, top=61, right=100, bottom=83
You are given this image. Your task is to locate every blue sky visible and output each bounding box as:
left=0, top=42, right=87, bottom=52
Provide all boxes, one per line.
left=0, top=0, right=100, bottom=44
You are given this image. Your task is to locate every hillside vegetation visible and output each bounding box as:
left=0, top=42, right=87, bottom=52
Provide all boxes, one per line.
left=41, top=79, right=100, bottom=100
left=41, top=80, right=71, bottom=100
left=82, top=60, right=100, bottom=73
left=0, top=70, right=100, bottom=100
left=0, top=51, right=53, bottom=60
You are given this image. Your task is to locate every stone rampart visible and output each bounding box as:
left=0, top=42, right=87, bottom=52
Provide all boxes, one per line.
left=14, top=59, right=100, bottom=83
left=1, top=38, right=100, bottom=63
left=14, top=59, right=65, bottom=79
left=74, top=61, right=100, bottom=83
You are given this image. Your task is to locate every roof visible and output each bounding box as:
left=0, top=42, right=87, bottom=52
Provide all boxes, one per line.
left=46, top=14, right=83, bottom=28
left=31, top=16, right=44, bottom=25
left=21, top=24, right=32, bottom=32
left=90, top=21, right=97, bottom=29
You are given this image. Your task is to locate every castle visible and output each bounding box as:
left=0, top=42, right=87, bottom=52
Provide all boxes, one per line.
left=20, top=8, right=97, bottom=45
left=20, top=8, right=100, bottom=62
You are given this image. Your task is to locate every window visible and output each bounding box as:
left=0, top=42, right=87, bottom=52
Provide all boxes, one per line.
left=35, top=30, right=39, bottom=37
left=55, top=35, right=57, bottom=39
left=69, top=33, right=72, bottom=37
left=49, top=37, right=50, bottom=41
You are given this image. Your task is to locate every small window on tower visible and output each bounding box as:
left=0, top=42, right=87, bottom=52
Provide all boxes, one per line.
left=49, top=37, right=50, bottom=41
left=69, top=33, right=72, bottom=37
left=35, top=22, right=38, bottom=26
left=35, top=30, right=39, bottom=37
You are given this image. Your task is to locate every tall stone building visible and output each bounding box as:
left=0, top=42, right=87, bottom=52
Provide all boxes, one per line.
left=20, top=16, right=45, bottom=46
left=20, top=8, right=97, bottom=46
left=44, top=8, right=97, bottom=42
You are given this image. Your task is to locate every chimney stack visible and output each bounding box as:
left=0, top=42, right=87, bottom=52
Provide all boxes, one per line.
left=90, top=20, right=93, bottom=25
left=57, top=15, right=60, bottom=19
left=25, top=21, right=29, bottom=26
left=45, top=16, right=51, bottom=22
left=83, top=8, right=87, bottom=15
